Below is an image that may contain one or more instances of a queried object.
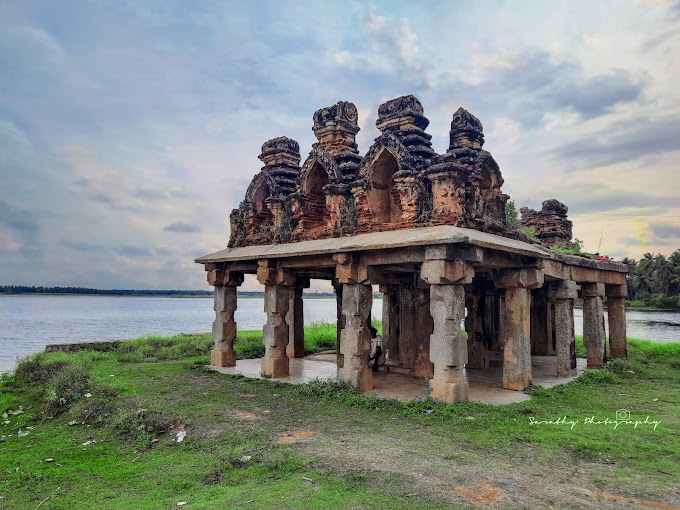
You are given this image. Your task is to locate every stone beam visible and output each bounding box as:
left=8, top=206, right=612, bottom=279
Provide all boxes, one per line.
left=278, top=255, right=337, bottom=269
left=571, top=266, right=627, bottom=285
left=493, top=268, right=544, bottom=290
left=361, top=247, right=425, bottom=266
left=424, top=245, right=483, bottom=262
left=477, top=252, right=544, bottom=271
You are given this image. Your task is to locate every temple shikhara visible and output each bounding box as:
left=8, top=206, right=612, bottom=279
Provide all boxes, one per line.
left=195, top=95, right=628, bottom=403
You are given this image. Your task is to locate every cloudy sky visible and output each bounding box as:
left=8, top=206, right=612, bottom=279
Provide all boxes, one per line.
left=1, top=0, right=679, bottom=291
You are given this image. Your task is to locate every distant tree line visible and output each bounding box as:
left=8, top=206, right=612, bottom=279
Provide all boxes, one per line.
left=621, top=249, right=680, bottom=309
left=0, top=286, right=213, bottom=296
left=0, top=286, right=338, bottom=298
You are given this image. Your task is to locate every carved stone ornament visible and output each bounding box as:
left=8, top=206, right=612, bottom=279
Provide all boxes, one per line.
left=259, top=136, right=300, bottom=161
left=313, top=101, right=359, bottom=129
left=377, top=94, right=424, bottom=119
left=450, top=107, right=483, bottom=134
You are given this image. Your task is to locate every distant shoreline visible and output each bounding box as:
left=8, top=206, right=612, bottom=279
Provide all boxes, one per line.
left=0, top=286, right=337, bottom=299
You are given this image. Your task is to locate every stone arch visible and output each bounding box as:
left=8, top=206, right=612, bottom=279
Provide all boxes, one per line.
left=367, top=148, right=402, bottom=223
left=302, top=161, right=331, bottom=227
left=244, top=172, right=276, bottom=234
left=359, top=134, right=414, bottom=182
left=299, top=149, right=340, bottom=186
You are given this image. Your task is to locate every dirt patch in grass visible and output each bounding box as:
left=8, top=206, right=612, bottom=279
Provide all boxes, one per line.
left=455, top=481, right=506, bottom=506
left=233, top=411, right=258, bottom=419
left=276, top=430, right=319, bottom=444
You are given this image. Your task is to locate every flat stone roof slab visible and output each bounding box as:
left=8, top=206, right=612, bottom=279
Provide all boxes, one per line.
left=196, top=225, right=626, bottom=273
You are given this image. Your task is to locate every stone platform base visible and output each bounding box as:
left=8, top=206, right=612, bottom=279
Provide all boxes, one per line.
left=210, top=353, right=587, bottom=405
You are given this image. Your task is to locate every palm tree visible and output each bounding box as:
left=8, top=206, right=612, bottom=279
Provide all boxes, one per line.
left=653, top=254, right=672, bottom=295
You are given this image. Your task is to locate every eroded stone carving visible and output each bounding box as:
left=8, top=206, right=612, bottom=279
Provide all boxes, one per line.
left=227, top=96, right=570, bottom=249
left=521, top=199, right=573, bottom=246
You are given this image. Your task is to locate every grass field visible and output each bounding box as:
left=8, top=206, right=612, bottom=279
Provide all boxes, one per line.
left=1, top=325, right=678, bottom=509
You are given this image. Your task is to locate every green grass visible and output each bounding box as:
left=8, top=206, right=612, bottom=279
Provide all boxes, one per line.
left=1, top=326, right=678, bottom=509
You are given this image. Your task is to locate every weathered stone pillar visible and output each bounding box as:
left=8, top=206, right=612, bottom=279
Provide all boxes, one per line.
left=333, top=280, right=344, bottom=367
left=530, top=286, right=551, bottom=355
left=398, top=278, right=417, bottom=369
left=421, top=257, right=474, bottom=403
left=581, top=282, right=607, bottom=368
left=465, top=280, right=490, bottom=369
left=494, top=269, right=544, bottom=391
left=257, top=261, right=295, bottom=378
left=413, top=281, right=434, bottom=377
left=548, top=280, right=577, bottom=377
left=261, top=285, right=292, bottom=378
left=207, top=269, right=244, bottom=367
left=337, top=284, right=373, bottom=391
left=286, top=283, right=307, bottom=359
left=606, top=284, right=628, bottom=359
left=428, top=284, right=469, bottom=402
left=380, top=284, right=400, bottom=361
left=484, top=290, right=502, bottom=351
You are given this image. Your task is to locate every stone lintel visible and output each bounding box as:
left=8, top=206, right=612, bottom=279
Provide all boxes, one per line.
left=256, top=260, right=296, bottom=286
left=424, top=245, right=483, bottom=262
left=493, top=268, right=544, bottom=289
left=207, top=269, right=244, bottom=287
left=477, top=252, right=543, bottom=271
left=605, top=284, right=628, bottom=298
left=361, top=247, right=424, bottom=266
left=547, top=280, right=578, bottom=300
left=571, top=266, right=626, bottom=285
left=279, top=255, right=336, bottom=269
left=580, top=282, right=605, bottom=298
left=421, top=259, right=474, bottom=285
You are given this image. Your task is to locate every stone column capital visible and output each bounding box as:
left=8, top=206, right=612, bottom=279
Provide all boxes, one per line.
left=333, top=253, right=377, bottom=284
left=207, top=269, right=244, bottom=287
left=256, top=260, right=296, bottom=286
left=580, top=282, right=605, bottom=298
left=605, top=284, right=628, bottom=298
left=421, top=259, right=474, bottom=285
left=547, top=280, right=578, bottom=300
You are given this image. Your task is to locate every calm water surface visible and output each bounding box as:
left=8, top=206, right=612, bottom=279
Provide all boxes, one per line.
left=1, top=295, right=679, bottom=372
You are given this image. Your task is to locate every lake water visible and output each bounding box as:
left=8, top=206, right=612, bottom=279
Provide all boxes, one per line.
left=1, top=295, right=679, bottom=372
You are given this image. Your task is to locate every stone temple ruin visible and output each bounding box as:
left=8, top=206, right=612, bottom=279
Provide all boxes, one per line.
left=196, top=95, right=628, bottom=403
